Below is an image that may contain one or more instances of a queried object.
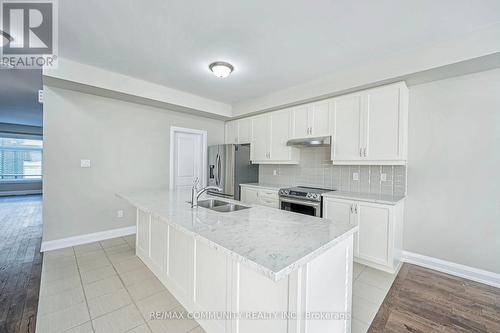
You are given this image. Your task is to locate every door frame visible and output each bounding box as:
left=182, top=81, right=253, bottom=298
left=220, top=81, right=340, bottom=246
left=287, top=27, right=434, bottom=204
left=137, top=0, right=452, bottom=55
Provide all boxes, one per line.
left=169, top=126, right=208, bottom=190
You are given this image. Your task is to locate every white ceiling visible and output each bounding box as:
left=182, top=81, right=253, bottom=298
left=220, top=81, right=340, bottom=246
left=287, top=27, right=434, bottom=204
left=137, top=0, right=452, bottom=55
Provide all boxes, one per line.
left=59, top=0, right=500, bottom=104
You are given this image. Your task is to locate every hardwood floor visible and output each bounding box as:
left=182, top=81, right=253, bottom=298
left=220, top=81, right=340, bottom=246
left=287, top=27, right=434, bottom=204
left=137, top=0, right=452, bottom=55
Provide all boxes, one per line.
left=0, top=195, right=43, bottom=333
left=370, top=263, right=500, bottom=333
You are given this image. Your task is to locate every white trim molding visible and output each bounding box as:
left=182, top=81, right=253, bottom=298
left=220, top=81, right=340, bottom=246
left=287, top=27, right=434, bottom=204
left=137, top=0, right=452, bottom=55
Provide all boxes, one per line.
left=41, top=225, right=136, bottom=252
left=402, top=251, right=500, bottom=288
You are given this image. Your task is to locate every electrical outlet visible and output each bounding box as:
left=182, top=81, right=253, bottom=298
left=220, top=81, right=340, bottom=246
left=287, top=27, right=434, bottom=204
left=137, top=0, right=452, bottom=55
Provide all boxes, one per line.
left=381, top=173, right=387, bottom=182
left=80, top=159, right=91, bottom=168
left=352, top=172, right=359, bottom=181
left=117, top=210, right=124, bottom=218
left=273, top=169, right=278, bottom=176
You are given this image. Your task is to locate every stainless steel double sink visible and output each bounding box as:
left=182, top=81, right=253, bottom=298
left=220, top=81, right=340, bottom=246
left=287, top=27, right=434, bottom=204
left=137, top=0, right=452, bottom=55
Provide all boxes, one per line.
left=192, top=199, right=250, bottom=213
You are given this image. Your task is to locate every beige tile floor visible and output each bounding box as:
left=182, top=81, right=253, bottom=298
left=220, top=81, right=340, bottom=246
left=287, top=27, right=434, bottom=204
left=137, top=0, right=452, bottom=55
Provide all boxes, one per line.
left=36, top=235, right=204, bottom=333
left=37, top=236, right=396, bottom=333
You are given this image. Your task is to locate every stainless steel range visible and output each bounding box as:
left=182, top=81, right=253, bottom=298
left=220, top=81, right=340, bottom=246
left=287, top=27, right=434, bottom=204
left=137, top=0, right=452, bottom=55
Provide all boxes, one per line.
left=278, top=186, right=334, bottom=217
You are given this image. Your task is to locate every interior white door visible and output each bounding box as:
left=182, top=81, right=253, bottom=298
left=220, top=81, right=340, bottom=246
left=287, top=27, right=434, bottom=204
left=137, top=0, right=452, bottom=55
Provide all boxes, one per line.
left=331, top=94, right=364, bottom=161
left=172, top=130, right=204, bottom=189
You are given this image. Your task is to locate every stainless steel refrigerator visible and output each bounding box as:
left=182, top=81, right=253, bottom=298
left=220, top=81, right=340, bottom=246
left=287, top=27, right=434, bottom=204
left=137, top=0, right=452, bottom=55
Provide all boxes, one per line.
left=207, top=144, right=258, bottom=200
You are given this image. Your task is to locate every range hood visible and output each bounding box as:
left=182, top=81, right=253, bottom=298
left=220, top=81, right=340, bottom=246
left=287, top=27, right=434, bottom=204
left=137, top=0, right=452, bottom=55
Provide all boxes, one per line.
left=286, top=136, right=331, bottom=147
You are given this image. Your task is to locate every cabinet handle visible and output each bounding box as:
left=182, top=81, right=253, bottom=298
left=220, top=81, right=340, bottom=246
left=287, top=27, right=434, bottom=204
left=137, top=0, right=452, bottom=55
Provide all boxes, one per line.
left=350, top=204, right=354, bottom=213
left=359, top=148, right=362, bottom=157
left=363, top=147, right=367, bottom=157
left=355, top=204, right=358, bottom=214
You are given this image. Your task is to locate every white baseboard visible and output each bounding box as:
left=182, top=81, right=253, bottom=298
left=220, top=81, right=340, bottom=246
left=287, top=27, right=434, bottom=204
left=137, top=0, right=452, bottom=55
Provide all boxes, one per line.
left=0, top=190, right=42, bottom=196
left=402, top=251, right=500, bottom=288
left=41, top=226, right=136, bottom=252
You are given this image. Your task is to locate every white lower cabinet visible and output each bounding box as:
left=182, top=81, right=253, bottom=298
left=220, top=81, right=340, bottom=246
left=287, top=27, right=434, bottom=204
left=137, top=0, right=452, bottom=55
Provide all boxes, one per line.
left=135, top=208, right=353, bottom=333
left=240, top=186, right=279, bottom=209
left=323, top=197, right=404, bottom=273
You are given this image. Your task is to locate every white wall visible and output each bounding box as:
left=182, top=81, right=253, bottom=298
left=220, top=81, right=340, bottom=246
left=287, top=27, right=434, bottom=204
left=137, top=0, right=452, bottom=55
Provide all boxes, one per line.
left=406, top=69, right=500, bottom=273
left=42, top=87, right=225, bottom=243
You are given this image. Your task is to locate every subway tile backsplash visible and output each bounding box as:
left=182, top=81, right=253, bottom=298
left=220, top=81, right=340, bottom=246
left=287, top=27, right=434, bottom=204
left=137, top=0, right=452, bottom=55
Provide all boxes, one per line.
left=259, top=147, right=406, bottom=196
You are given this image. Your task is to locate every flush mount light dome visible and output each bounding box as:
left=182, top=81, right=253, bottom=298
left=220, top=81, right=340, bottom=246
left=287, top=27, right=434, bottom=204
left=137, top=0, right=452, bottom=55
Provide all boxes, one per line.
left=209, top=61, right=234, bottom=78
left=1, top=30, right=14, bottom=47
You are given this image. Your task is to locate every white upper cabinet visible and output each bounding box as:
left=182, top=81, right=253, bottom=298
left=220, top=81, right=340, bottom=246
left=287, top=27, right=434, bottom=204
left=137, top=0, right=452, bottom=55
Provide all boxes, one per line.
left=331, top=94, right=364, bottom=161
left=269, top=110, right=293, bottom=161
left=311, top=100, right=331, bottom=137
left=250, top=115, right=269, bottom=161
left=291, top=101, right=331, bottom=138
left=237, top=117, right=252, bottom=144
left=291, top=105, right=311, bottom=138
left=331, top=82, right=408, bottom=165
left=250, top=110, right=299, bottom=164
left=225, top=118, right=253, bottom=144
left=225, top=120, right=238, bottom=144
left=365, top=84, right=407, bottom=161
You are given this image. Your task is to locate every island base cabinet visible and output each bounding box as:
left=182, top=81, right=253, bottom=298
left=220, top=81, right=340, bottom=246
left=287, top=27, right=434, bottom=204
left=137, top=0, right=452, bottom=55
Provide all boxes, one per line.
left=135, top=208, right=354, bottom=333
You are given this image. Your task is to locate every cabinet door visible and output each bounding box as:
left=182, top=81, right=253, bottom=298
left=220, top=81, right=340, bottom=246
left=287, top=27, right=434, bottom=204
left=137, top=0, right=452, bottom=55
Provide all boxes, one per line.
left=240, top=187, right=259, bottom=205
left=250, top=115, right=269, bottom=161
left=238, top=118, right=252, bottom=144
left=225, top=121, right=238, bottom=144
left=323, top=198, right=353, bottom=225
left=150, top=216, right=167, bottom=275
left=365, top=85, right=402, bottom=160
left=137, top=209, right=150, bottom=257
left=331, top=94, right=364, bottom=161
left=323, top=198, right=358, bottom=256
left=311, top=100, right=331, bottom=137
left=292, top=105, right=311, bottom=138
left=258, top=192, right=279, bottom=208
left=356, top=202, right=391, bottom=266
left=269, top=110, right=292, bottom=161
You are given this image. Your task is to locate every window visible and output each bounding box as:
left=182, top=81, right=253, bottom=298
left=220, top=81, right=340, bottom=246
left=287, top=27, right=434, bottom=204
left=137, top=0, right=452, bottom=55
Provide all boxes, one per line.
left=0, top=136, right=43, bottom=181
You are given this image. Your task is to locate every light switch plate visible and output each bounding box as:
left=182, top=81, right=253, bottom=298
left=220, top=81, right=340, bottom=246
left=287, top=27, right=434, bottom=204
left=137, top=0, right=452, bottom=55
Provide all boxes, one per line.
left=80, top=159, right=91, bottom=168
left=273, top=169, right=278, bottom=176
left=381, top=173, right=387, bottom=182
left=117, top=210, right=124, bottom=218
left=352, top=172, right=359, bottom=181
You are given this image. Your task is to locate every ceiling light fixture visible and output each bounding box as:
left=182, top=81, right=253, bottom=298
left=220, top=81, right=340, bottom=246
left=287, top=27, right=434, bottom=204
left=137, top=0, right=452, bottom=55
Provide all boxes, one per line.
left=1, top=30, right=14, bottom=47
left=209, top=61, right=234, bottom=78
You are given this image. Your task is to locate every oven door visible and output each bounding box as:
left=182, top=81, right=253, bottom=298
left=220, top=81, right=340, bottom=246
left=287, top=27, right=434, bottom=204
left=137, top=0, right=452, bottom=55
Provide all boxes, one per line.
left=279, top=197, right=321, bottom=217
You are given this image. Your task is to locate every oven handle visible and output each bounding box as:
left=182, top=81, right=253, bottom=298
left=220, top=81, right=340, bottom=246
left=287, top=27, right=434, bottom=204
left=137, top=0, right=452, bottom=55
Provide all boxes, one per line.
left=279, top=196, right=321, bottom=208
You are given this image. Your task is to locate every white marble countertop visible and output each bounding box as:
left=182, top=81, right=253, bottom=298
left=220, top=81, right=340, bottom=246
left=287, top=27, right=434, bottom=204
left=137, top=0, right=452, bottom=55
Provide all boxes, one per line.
left=239, top=183, right=284, bottom=191
left=322, top=191, right=405, bottom=205
left=118, top=189, right=356, bottom=281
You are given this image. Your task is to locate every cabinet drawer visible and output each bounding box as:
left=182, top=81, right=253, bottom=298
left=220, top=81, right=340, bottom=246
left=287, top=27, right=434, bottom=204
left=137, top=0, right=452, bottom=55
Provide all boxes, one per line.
left=259, top=190, right=279, bottom=200
left=259, top=197, right=279, bottom=208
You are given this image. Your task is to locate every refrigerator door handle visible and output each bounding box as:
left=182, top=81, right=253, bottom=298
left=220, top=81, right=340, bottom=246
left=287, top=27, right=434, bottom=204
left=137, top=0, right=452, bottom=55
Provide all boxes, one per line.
left=217, top=154, right=222, bottom=186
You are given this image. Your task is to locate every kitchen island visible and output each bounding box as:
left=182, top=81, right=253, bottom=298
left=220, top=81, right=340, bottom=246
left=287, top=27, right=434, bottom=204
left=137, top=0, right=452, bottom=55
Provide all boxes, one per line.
left=119, top=189, right=357, bottom=333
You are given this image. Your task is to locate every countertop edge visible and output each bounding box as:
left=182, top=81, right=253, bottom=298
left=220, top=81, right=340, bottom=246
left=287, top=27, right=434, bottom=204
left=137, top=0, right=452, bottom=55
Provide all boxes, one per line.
left=322, top=192, right=406, bottom=205
left=239, top=183, right=283, bottom=191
